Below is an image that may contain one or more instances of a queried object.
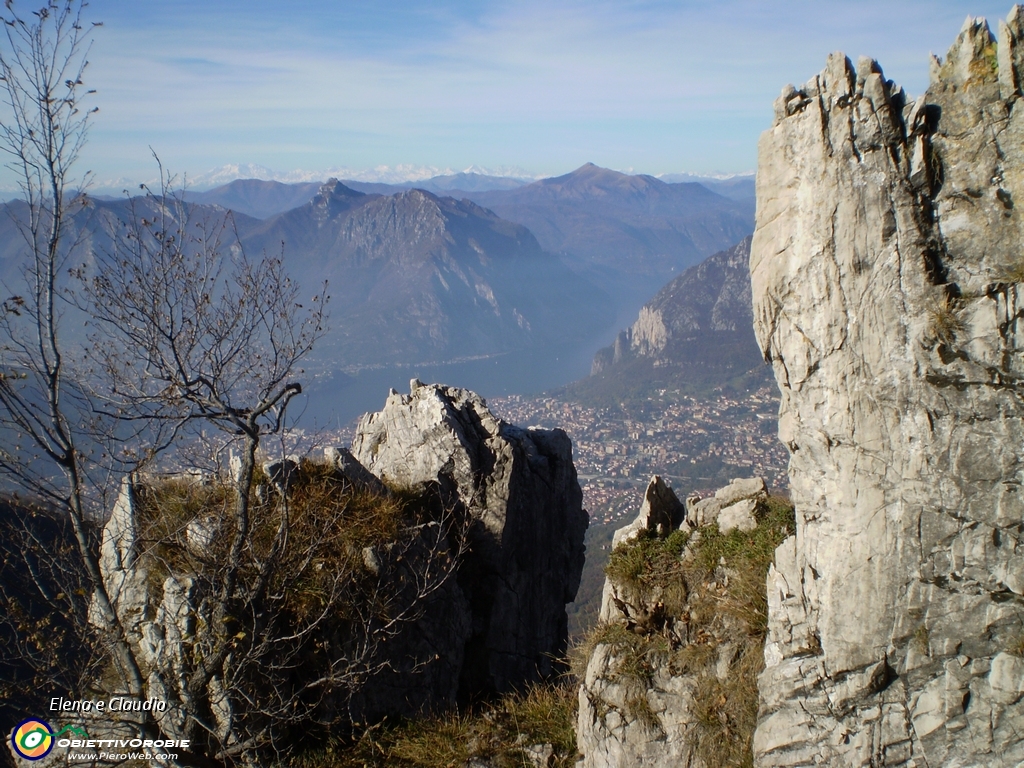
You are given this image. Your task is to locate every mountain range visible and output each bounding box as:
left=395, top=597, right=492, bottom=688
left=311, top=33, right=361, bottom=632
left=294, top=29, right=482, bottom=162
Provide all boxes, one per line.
left=187, top=164, right=753, bottom=315
left=659, top=173, right=755, bottom=201
left=236, top=181, right=609, bottom=365
left=0, top=164, right=755, bottom=416
left=459, top=164, right=752, bottom=303
left=183, top=172, right=532, bottom=219
left=0, top=184, right=610, bottom=369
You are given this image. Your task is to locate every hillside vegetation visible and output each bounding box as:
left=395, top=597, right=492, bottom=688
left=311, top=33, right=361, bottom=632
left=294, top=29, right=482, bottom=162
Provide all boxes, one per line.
left=293, top=683, right=578, bottom=768
left=578, top=494, right=795, bottom=767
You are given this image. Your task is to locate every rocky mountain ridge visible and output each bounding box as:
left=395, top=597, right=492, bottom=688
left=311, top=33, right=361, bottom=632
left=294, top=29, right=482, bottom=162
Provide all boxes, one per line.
left=239, top=181, right=610, bottom=366
left=0, top=181, right=611, bottom=371
left=184, top=172, right=530, bottom=217
left=463, top=164, right=753, bottom=305
left=181, top=163, right=754, bottom=317
left=593, top=236, right=757, bottom=367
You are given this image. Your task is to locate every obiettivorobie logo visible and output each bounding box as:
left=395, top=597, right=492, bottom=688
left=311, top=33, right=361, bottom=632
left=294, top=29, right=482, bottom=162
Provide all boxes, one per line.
left=11, top=718, right=88, bottom=761
left=10, top=714, right=191, bottom=763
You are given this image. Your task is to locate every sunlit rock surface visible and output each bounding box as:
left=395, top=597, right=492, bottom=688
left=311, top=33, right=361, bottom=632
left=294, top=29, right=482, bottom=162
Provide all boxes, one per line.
left=752, top=9, right=1024, bottom=766
left=352, top=381, right=588, bottom=696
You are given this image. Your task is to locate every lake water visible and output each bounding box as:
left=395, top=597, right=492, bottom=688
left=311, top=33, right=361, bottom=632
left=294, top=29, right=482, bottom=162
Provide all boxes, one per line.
left=300, top=338, right=600, bottom=429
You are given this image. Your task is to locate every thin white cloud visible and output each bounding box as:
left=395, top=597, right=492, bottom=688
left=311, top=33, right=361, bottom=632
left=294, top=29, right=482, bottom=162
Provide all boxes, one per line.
left=8, top=0, right=1020, bottom=185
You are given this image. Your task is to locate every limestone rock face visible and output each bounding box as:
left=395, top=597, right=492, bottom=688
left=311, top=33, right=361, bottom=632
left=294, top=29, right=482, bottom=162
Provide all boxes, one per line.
left=351, top=382, right=589, bottom=694
left=599, top=476, right=687, bottom=626
left=591, top=236, right=760, bottom=372
left=322, top=445, right=389, bottom=495
left=578, top=642, right=705, bottom=768
left=93, top=478, right=148, bottom=636
left=610, top=475, right=686, bottom=548
left=752, top=10, right=1024, bottom=766
left=683, top=476, right=767, bottom=533
left=93, top=480, right=206, bottom=742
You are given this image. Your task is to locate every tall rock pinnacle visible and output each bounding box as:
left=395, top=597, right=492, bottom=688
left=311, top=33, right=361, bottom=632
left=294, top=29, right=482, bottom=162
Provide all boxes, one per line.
left=752, top=8, right=1024, bottom=766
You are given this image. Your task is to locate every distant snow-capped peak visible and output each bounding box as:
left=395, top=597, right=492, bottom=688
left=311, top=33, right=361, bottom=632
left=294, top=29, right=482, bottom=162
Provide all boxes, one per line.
left=181, top=163, right=540, bottom=190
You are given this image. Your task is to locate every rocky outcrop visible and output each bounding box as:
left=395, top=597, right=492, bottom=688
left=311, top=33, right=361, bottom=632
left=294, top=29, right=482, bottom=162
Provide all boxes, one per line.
left=91, top=382, right=587, bottom=755
left=95, top=471, right=474, bottom=746
left=752, top=9, right=1024, bottom=766
left=351, top=380, right=589, bottom=695
left=93, top=479, right=203, bottom=742
left=578, top=475, right=780, bottom=768
left=608, top=475, right=687, bottom=548
left=592, top=236, right=757, bottom=374
left=687, top=476, right=767, bottom=534
left=585, top=237, right=772, bottom=405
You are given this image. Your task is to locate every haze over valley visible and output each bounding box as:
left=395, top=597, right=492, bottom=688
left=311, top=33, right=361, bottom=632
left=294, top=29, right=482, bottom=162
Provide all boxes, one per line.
left=0, top=162, right=758, bottom=429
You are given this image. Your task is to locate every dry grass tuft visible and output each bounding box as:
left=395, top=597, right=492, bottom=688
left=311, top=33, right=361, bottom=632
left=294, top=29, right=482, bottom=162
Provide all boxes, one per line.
left=912, top=625, right=930, bottom=657
left=136, top=459, right=417, bottom=623
left=927, top=300, right=967, bottom=346
left=605, top=528, right=689, bottom=620
left=689, top=644, right=763, bottom=768
left=290, top=682, right=579, bottom=768
left=1006, top=633, right=1024, bottom=657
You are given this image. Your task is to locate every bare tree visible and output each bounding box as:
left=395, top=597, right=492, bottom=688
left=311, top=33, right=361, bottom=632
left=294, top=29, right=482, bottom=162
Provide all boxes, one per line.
left=0, top=0, right=152, bottom=720
left=83, top=168, right=469, bottom=764
left=86, top=159, right=327, bottom=475
left=0, top=7, right=467, bottom=764
left=81, top=165, right=325, bottom=755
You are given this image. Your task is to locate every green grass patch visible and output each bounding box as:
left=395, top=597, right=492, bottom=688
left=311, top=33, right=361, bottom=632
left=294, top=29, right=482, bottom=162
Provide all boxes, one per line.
left=578, top=494, right=795, bottom=766
left=686, top=496, right=795, bottom=635
left=689, top=643, right=763, bottom=768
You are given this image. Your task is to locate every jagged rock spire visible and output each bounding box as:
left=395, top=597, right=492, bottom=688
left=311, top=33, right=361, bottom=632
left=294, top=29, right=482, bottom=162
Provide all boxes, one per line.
left=752, top=6, right=1024, bottom=766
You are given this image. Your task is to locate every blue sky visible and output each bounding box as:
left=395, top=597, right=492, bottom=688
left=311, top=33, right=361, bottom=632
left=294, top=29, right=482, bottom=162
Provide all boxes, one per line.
left=9, top=1, right=1023, bottom=187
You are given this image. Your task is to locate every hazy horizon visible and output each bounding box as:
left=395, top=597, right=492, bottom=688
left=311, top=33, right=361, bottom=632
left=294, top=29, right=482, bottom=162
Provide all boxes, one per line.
left=71, top=162, right=758, bottom=198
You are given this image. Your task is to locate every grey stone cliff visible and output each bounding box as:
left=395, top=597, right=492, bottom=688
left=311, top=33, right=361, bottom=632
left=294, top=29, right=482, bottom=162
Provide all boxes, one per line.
left=351, top=381, right=589, bottom=695
left=752, top=9, right=1024, bottom=766
left=592, top=236, right=756, bottom=374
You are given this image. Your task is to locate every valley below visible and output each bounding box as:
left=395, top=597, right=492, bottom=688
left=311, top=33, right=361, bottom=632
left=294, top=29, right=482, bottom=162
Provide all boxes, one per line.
left=308, top=372, right=790, bottom=639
